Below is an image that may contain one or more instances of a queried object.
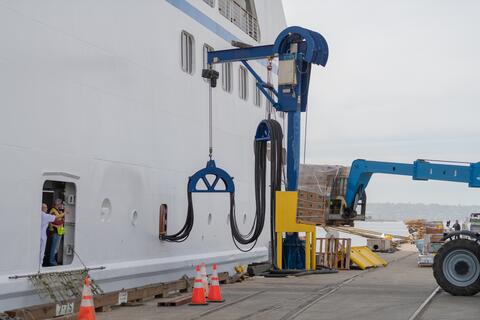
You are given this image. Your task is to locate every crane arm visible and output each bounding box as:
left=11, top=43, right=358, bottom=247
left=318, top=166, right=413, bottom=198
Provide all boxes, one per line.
left=344, top=159, right=480, bottom=216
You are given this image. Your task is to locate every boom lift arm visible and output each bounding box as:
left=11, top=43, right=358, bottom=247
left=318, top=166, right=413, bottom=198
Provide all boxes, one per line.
left=343, top=158, right=480, bottom=296
left=344, top=159, right=480, bottom=217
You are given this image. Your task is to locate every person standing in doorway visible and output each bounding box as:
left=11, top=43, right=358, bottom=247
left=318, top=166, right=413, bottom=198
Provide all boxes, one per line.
left=48, top=199, right=65, bottom=266
left=40, top=203, right=56, bottom=268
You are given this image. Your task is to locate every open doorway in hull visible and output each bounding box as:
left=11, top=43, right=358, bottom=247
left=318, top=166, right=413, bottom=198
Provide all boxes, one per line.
left=42, top=180, right=76, bottom=267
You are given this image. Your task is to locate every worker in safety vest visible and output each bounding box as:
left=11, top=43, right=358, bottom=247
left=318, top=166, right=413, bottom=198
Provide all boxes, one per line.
left=48, top=199, right=65, bottom=266
left=40, top=203, right=56, bottom=268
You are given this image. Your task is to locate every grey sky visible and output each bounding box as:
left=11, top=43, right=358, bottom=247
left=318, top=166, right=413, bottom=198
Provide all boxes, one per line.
left=282, top=0, right=480, bottom=205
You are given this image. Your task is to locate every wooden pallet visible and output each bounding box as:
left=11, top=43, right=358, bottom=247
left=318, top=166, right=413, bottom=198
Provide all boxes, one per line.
left=157, top=293, right=191, bottom=307
left=5, top=272, right=228, bottom=320
left=316, top=238, right=351, bottom=270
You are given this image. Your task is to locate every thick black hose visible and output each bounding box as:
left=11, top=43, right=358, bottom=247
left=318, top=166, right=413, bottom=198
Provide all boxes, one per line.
left=159, top=185, right=194, bottom=242
left=230, top=120, right=283, bottom=261
left=162, top=120, right=284, bottom=255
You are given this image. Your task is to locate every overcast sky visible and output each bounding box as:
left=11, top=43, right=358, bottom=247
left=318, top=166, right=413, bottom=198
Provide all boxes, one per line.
left=282, top=0, right=480, bottom=205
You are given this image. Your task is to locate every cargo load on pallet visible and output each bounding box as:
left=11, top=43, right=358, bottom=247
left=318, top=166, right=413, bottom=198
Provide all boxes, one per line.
left=297, top=164, right=363, bottom=226
left=404, top=219, right=426, bottom=240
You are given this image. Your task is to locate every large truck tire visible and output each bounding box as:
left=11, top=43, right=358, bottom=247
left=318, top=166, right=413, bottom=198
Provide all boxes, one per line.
left=433, top=239, right=480, bottom=296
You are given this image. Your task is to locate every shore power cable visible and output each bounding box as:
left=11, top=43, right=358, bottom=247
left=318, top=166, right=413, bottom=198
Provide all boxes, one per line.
left=160, top=68, right=284, bottom=256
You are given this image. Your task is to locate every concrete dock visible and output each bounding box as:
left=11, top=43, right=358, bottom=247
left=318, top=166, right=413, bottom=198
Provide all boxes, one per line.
left=97, top=245, right=479, bottom=320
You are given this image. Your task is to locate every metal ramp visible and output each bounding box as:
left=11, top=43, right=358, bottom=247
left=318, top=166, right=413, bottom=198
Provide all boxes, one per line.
left=350, top=246, right=388, bottom=270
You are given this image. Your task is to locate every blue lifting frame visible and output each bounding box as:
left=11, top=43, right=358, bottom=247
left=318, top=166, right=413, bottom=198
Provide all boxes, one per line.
left=345, top=159, right=480, bottom=212
left=207, top=26, right=329, bottom=191
left=188, top=160, right=235, bottom=193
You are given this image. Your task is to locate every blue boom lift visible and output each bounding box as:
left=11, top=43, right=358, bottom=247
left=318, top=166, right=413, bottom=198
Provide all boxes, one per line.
left=342, top=159, right=480, bottom=296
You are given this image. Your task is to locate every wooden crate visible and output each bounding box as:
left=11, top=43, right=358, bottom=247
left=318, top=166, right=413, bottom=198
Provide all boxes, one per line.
left=316, top=238, right=351, bottom=270
left=297, top=189, right=327, bottom=225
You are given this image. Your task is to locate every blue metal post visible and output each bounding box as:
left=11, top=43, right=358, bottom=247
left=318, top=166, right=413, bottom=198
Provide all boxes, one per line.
left=287, top=111, right=301, bottom=191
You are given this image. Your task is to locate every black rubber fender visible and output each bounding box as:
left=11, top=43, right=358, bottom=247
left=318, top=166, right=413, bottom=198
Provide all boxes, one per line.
left=433, top=239, right=480, bottom=296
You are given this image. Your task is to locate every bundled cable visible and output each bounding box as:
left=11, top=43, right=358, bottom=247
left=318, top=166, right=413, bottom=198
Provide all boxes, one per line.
left=159, top=187, right=194, bottom=242
left=230, top=119, right=283, bottom=257
left=161, top=120, right=284, bottom=253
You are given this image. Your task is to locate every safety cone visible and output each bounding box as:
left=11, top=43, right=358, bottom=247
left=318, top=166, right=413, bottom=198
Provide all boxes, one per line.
left=190, top=265, right=208, bottom=305
left=200, top=262, right=209, bottom=298
left=78, top=275, right=96, bottom=320
left=208, top=264, right=225, bottom=302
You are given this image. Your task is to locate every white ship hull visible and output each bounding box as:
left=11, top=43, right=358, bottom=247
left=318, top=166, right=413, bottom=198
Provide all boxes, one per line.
left=0, top=0, right=286, bottom=310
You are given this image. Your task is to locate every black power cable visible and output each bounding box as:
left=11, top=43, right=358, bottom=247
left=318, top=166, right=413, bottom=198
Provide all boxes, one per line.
left=161, top=119, right=284, bottom=263
left=229, top=120, right=283, bottom=262
left=159, top=186, right=194, bottom=243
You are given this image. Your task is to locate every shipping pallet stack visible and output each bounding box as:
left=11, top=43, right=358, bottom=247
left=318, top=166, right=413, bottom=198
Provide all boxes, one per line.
left=418, top=221, right=445, bottom=267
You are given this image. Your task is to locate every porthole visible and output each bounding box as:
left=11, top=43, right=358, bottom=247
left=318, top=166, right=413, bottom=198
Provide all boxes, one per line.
left=100, top=198, right=112, bottom=222
left=131, top=210, right=138, bottom=226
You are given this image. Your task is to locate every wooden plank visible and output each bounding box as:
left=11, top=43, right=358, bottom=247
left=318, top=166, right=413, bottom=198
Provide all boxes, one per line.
left=6, top=278, right=189, bottom=320
left=298, top=190, right=324, bottom=202
left=157, top=293, right=191, bottom=307
left=298, top=199, right=324, bottom=209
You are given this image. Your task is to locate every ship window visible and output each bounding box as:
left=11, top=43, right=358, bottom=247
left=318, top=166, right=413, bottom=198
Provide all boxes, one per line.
left=41, top=181, right=76, bottom=268
left=181, top=31, right=195, bottom=74
left=222, top=62, right=233, bottom=93
left=239, top=66, right=248, bottom=100
left=202, top=44, right=214, bottom=81
left=254, top=82, right=262, bottom=107
left=203, top=0, right=215, bottom=7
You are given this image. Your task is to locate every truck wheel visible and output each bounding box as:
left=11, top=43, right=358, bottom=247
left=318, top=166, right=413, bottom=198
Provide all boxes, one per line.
left=433, top=239, right=480, bottom=296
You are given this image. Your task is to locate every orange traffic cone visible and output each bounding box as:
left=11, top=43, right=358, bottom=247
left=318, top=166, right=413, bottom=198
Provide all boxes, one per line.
left=208, top=264, right=225, bottom=303
left=190, top=265, right=208, bottom=305
left=78, top=275, right=96, bottom=320
left=200, top=262, right=209, bottom=298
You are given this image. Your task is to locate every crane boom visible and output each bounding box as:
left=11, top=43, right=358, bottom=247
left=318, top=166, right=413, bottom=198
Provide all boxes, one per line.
left=344, top=159, right=480, bottom=216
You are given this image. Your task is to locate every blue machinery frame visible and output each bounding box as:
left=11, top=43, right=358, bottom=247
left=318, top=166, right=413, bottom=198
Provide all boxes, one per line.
left=207, top=26, right=329, bottom=191
left=345, top=159, right=480, bottom=213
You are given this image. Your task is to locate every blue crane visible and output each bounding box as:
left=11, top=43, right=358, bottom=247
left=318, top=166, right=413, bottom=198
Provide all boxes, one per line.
left=204, top=26, right=328, bottom=192
left=162, top=26, right=329, bottom=268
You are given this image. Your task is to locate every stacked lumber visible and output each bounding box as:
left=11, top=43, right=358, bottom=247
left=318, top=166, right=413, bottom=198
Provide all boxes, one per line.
left=327, top=226, right=408, bottom=248
left=404, top=219, right=426, bottom=240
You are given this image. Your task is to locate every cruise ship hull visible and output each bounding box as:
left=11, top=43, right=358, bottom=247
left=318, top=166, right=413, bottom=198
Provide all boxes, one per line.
left=0, top=0, right=286, bottom=310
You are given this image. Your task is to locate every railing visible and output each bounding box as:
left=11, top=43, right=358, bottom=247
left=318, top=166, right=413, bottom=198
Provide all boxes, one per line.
left=218, top=0, right=260, bottom=41
left=203, top=0, right=214, bottom=7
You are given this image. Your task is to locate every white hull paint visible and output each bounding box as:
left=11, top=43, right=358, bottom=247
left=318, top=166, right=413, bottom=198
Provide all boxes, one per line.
left=0, top=0, right=286, bottom=310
